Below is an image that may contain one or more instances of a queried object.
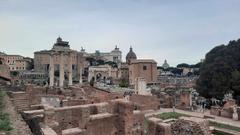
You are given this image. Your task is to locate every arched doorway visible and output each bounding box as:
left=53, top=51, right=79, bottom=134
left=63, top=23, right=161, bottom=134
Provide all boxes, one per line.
left=96, top=73, right=102, bottom=81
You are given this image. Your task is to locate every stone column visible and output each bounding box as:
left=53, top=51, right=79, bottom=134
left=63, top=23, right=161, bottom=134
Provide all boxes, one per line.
left=79, top=67, right=83, bottom=85
left=59, top=52, right=64, bottom=88
left=49, top=54, right=54, bottom=87
left=189, top=91, right=193, bottom=110
left=68, top=53, right=73, bottom=86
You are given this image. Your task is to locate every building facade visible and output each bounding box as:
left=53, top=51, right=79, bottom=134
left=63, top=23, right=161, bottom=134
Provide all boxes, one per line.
left=0, top=54, right=32, bottom=71
left=129, top=59, right=157, bottom=86
left=88, top=65, right=119, bottom=83
left=89, top=46, right=122, bottom=67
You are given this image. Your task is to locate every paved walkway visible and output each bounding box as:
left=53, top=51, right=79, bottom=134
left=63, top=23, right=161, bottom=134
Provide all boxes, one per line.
left=145, top=108, right=240, bottom=128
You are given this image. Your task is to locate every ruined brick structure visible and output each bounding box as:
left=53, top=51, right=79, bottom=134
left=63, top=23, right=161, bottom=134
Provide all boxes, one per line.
left=147, top=117, right=211, bottom=135
left=210, top=99, right=240, bottom=120
left=9, top=84, right=161, bottom=135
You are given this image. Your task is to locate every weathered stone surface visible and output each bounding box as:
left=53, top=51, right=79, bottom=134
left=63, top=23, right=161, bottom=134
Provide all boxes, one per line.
left=147, top=117, right=163, bottom=135
left=171, top=117, right=210, bottom=135
left=16, top=85, right=164, bottom=135
left=156, top=122, right=172, bottom=135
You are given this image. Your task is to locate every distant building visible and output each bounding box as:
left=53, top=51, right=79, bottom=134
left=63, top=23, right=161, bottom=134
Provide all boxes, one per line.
left=129, top=59, right=157, bottom=86
left=162, top=59, right=169, bottom=69
left=119, top=63, right=129, bottom=81
left=89, top=46, right=122, bottom=67
left=0, top=54, right=32, bottom=71
left=34, top=37, right=85, bottom=87
left=18, top=71, right=47, bottom=86
left=88, top=65, right=118, bottom=83
left=121, top=47, right=158, bottom=86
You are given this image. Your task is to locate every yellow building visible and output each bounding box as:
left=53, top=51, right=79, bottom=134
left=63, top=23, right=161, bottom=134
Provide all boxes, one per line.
left=0, top=54, right=32, bottom=71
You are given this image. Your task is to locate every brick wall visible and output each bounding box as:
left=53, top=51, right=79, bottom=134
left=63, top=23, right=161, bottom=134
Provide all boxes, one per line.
left=130, top=94, right=160, bottom=110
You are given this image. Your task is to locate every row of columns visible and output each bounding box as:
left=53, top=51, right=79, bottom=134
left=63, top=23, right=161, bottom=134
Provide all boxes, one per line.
left=49, top=52, right=83, bottom=88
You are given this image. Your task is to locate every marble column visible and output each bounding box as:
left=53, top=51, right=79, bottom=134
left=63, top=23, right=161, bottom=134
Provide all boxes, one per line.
left=59, top=53, right=64, bottom=88
left=68, top=53, right=73, bottom=86
left=49, top=54, right=54, bottom=87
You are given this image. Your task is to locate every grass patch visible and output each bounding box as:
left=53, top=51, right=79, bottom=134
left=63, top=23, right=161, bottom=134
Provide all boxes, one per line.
left=210, top=121, right=240, bottom=132
left=213, top=130, right=232, bottom=135
left=143, top=118, right=149, bottom=135
left=156, top=112, right=187, bottom=120
left=0, top=90, right=12, bottom=132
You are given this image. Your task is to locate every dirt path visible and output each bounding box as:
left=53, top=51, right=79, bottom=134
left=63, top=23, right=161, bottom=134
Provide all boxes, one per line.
left=3, top=94, right=32, bottom=135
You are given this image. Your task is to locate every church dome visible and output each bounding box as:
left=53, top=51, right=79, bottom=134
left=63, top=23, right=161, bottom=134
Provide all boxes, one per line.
left=162, top=59, right=169, bottom=69
left=126, top=47, right=137, bottom=63
left=57, top=36, right=62, bottom=43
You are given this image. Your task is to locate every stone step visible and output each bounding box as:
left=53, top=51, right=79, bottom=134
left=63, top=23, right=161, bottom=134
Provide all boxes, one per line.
left=62, top=128, right=85, bottom=135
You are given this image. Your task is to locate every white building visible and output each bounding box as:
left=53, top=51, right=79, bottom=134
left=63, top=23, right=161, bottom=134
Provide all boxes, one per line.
left=89, top=46, right=122, bottom=67
left=88, top=65, right=119, bottom=83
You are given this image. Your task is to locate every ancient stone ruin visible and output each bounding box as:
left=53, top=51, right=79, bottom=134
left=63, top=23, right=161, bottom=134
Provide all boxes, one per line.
left=147, top=116, right=211, bottom=135
left=9, top=84, right=161, bottom=135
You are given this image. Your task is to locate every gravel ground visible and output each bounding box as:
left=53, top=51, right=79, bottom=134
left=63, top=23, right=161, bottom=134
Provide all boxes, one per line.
left=3, top=94, right=32, bottom=135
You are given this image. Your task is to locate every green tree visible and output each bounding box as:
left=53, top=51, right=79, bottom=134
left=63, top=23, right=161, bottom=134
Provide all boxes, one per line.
left=196, top=39, right=240, bottom=100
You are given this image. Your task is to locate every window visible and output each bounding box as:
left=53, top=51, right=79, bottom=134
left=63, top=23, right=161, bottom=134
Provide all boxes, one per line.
left=143, top=65, right=147, bottom=70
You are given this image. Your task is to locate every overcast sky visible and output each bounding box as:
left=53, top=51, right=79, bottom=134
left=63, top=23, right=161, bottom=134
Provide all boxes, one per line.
left=1, top=0, right=240, bottom=66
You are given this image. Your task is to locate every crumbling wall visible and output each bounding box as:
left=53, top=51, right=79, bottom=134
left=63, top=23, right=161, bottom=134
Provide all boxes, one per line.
left=81, top=86, right=123, bottom=103
left=54, top=102, right=109, bottom=132
left=147, top=117, right=163, bottom=135
left=220, top=108, right=233, bottom=118
left=155, top=122, right=172, bottom=135
left=210, top=106, right=221, bottom=116
left=62, top=99, right=89, bottom=106
left=130, top=94, right=160, bottom=110
left=11, top=92, right=30, bottom=111
left=86, top=113, right=117, bottom=135
left=116, top=100, right=134, bottom=135
left=210, top=99, right=236, bottom=119
left=178, top=92, right=190, bottom=109
left=133, top=111, right=145, bottom=135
